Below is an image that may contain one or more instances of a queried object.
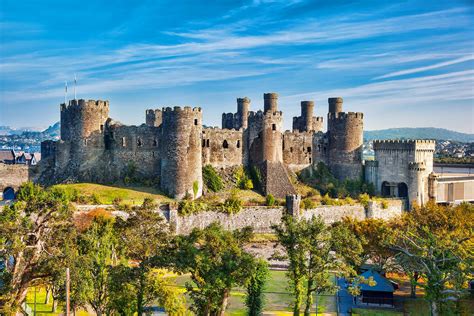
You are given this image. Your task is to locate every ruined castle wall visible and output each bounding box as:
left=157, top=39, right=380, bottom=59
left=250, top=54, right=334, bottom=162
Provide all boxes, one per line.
left=283, top=130, right=313, bottom=170
left=312, top=132, right=328, bottom=166
left=0, top=164, right=30, bottom=192
left=202, top=127, right=243, bottom=168
left=171, top=202, right=404, bottom=234
left=104, top=123, right=161, bottom=181
left=160, top=107, right=203, bottom=199
left=327, top=112, right=363, bottom=180
left=248, top=111, right=264, bottom=164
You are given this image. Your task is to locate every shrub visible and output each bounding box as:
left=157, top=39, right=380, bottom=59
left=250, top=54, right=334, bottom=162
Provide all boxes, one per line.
left=91, top=193, right=102, bottom=205
left=203, top=165, right=224, bottom=192
left=234, top=166, right=254, bottom=190
left=141, top=197, right=156, bottom=210
left=221, top=190, right=242, bottom=214
left=381, top=200, right=389, bottom=209
left=358, top=193, right=371, bottom=208
left=265, top=194, right=276, bottom=207
left=113, top=197, right=123, bottom=206
left=178, top=200, right=209, bottom=216
left=301, top=198, right=317, bottom=209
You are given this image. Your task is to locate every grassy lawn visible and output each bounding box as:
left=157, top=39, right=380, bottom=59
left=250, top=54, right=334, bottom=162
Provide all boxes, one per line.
left=176, top=269, right=337, bottom=315
left=52, top=182, right=173, bottom=205
left=25, top=287, right=89, bottom=316
left=352, top=308, right=403, bottom=316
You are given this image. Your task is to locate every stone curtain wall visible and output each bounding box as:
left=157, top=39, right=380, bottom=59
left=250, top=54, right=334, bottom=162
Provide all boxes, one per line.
left=169, top=200, right=405, bottom=234
left=0, top=164, right=30, bottom=192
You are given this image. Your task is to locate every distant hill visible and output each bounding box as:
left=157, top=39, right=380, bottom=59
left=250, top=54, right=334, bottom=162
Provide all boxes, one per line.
left=364, top=128, right=474, bottom=143
left=42, top=122, right=60, bottom=138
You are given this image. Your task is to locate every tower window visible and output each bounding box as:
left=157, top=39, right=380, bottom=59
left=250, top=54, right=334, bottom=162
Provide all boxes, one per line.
left=202, top=139, right=206, bottom=147
left=206, top=139, right=210, bottom=147
left=194, top=119, right=198, bottom=125
left=290, top=147, right=293, bottom=153
left=153, top=139, right=158, bottom=146
left=272, top=124, right=276, bottom=131
left=223, top=140, right=229, bottom=149
left=100, top=125, right=104, bottom=132
left=137, top=138, right=142, bottom=147
left=122, top=137, right=126, bottom=147
left=307, top=147, right=311, bottom=153
left=237, top=140, right=240, bottom=148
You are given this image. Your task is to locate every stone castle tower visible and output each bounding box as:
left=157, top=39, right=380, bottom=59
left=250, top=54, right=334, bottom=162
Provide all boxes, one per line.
left=313, top=98, right=364, bottom=180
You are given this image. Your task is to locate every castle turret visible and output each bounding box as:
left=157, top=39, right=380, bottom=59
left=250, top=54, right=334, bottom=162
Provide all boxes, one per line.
left=327, top=98, right=363, bottom=180
left=328, top=97, right=343, bottom=114
left=262, top=110, right=283, bottom=162
left=160, top=106, right=203, bottom=199
left=237, top=97, right=250, bottom=129
left=60, top=99, right=109, bottom=146
left=263, top=93, right=278, bottom=114
left=145, top=109, right=162, bottom=127
left=301, top=101, right=314, bottom=131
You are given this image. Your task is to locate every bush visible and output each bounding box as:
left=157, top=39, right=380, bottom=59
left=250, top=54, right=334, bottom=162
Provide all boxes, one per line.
left=381, top=200, right=389, bottom=209
left=301, top=198, right=317, bottom=209
left=265, top=194, right=276, bottom=207
left=113, top=197, right=123, bottom=206
left=234, top=166, right=254, bottom=190
left=178, top=200, right=209, bottom=215
left=358, top=193, right=371, bottom=208
left=221, top=190, right=242, bottom=214
left=203, top=165, right=224, bottom=192
left=141, top=197, right=156, bottom=210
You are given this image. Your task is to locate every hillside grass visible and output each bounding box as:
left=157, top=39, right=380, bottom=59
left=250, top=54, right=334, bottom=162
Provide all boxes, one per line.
left=52, top=183, right=173, bottom=205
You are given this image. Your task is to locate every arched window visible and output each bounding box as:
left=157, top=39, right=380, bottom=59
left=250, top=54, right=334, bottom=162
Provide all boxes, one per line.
left=137, top=138, right=142, bottom=147
left=223, top=140, right=229, bottom=149
left=3, top=187, right=15, bottom=200
left=194, top=119, right=198, bottom=125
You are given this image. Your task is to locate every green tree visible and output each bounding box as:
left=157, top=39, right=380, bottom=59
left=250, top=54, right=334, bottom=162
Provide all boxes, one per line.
left=273, top=215, right=362, bottom=316
left=245, top=259, right=269, bottom=316
left=167, top=223, right=256, bottom=316
left=77, top=215, right=118, bottom=316
left=0, top=182, right=73, bottom=314
left=390, top=202, right=474, bottom=316
left=113, top=208, right=184, bottom=315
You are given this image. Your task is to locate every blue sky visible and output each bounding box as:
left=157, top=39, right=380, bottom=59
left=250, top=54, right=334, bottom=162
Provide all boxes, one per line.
left=0, top=0, right=473, bottom=133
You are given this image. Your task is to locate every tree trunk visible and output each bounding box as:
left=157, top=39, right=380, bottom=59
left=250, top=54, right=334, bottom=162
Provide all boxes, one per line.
left=430, top=301, right=438, bottom=316
left=52, top=300, right=58, bottom=313
left=219, top=289, right=230, bottom=316
left=45, top=287, right=51, bottom=304
left=304, top=279, right=314, bottom=316
left=410, top=272, right=419, bottom=298
left=137, top=267, right=145, bottom=316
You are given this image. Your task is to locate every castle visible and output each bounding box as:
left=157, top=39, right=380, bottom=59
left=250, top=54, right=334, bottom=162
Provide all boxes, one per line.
left=40, top=93, right=365, bottom=200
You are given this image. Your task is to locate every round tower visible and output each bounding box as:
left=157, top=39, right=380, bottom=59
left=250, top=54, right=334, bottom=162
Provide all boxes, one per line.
left=328, top=97, right=343, bottom=114
left=237, top=97, right=250, bottom=129
left=160, top=106, right=203, bottom=200
left=262, top=111, right=283, bottom=162
left=263, top=93, right=278, bottom=114
left=60, top=99, right=109, bottom=145
left=327, top=99, right=364, bottom=180
left=300, top=101, right=314, bottom=132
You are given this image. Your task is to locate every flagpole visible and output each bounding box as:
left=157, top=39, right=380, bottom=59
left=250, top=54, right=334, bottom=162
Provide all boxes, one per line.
left=74, top=73, right=77, bottom=100
left=65, top=81, right=68, bottom=105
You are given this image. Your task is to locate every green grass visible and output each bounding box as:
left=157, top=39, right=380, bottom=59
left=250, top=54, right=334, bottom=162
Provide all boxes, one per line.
left=352, top=308, right=403, bottom=316
left=52, top=183, right=173, bottom=205
left=175, top=270, right=337, bottom=314
left=25, top=287, right=89, bottom=316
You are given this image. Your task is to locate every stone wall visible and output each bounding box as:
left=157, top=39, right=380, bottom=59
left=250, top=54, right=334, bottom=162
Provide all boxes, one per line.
left=202, top=127, right=243, bottom=168
left=169, top=200, right=405, bottom=234
left=283, top=130, right=313, bottom=170
left=0, top=164, right=31, bottom=192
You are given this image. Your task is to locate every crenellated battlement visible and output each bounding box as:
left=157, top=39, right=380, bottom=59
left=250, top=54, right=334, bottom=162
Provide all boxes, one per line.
left=328, top=112, right=364, bottom=120
left=373, top=139, right=436, bottom=152
left=162, top=106, right=202, bottom=113
left=62, top=99, right=110, bottom=109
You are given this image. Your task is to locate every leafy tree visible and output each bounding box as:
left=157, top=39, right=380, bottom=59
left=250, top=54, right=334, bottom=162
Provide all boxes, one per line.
left=113, top=208, right=180, bottom=315
left=76, top=215, right=118, bottom=316
left=390, top=202, right=474, bottom=316
left=273, top=215, right=362, bottom=316
left=0, top=182, right=73, bottom=314
left=166, top=223, right=256, bottom=316
left=245, top=259, right=269, bottom=316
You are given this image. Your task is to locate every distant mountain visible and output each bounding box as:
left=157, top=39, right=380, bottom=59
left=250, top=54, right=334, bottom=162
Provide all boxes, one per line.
left=42, top=122, right=60, bottom=138
left=364, top=128, right=474, bottom=143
